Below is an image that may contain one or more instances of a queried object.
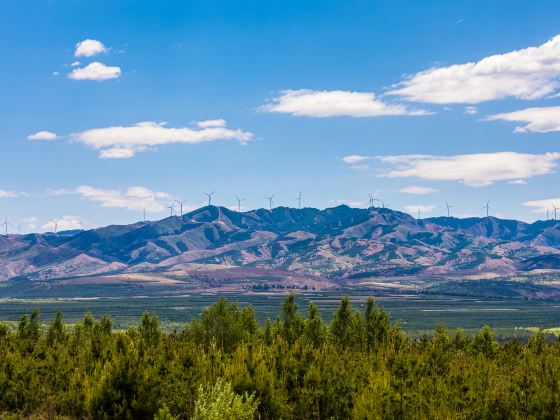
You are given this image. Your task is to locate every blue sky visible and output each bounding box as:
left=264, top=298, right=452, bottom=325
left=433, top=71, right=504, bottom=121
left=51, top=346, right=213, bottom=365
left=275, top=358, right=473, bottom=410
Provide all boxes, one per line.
left=2, top=0, right=560, bottom=232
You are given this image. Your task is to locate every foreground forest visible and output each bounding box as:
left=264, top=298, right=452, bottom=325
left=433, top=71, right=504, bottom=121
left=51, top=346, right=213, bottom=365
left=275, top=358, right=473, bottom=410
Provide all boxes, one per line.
left=1, top=294, right=559, bottom=419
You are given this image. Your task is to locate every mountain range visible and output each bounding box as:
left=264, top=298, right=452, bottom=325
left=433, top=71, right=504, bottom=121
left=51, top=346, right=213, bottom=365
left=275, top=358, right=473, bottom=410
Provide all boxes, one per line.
left=1, top=205, right=560, bottom=283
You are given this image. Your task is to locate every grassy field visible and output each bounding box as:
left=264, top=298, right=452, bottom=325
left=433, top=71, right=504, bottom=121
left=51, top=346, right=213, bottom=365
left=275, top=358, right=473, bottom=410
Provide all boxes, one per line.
left=1, top=291, right=559, bottom=338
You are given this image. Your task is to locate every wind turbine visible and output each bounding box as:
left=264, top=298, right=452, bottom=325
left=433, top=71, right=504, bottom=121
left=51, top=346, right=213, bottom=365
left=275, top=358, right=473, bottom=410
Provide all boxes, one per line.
left=236, top=196, right=244, bottom=212
left=367, top=193, right=374, bottom=209
left=16, top=225, right=21, bottom=235
left=373, top=198, right=385, bottom=208
left=204, top=191, right=215, bottom=206
left=296, top=192, right=302, bottom=209
left=482, top=201, right=491, bottom=217
left=49, top=218, right=61, bottom=234
left=167, top=204, right=175, bottom=217
left=142, top=208, right=146, bottom=222
left=265, top=194, right=275, bottom=210
left=552, top=203, right=559, bottom=221
left=174, top=200, right=186, bottom=217
left=0, top=218, right=12, bottom=235
left=445, top=201, right=455, bottom=217
left=547, top=209, right=550, bottom=221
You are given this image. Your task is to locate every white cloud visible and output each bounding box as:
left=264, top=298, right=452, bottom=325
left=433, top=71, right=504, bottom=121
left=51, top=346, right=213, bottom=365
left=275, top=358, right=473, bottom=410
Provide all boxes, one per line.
left=523, top=198, right=560, bottom=214
left=71, top=120, right=253, bottom=158
left=464, top=106, right=478, bottom=115
left=28, top=131, right=58, bottom=141
left=69, top=62, right=121, bottom=81
left=486, top=106, right=560, bottom=133
left=260, top=89, right=430, bottom=117
left=404, top=204, right=435, bottom=214
left=76, top=185, right=172, bottom=212
left=74, top=39, right=107, bottom=57
left=378, top=152, right=560, bottom=187
left=389, top=34, right=560, bottom=104
left=508, top=179, right=527, bottom=185
left=42, top=216, right=83, bottom=232
left=52, top=71, right=60, bottom=76
left=70, top=61, right=81, bottom=67
left=197, top=119, right=226, bottom=128
left=399, top=186, right=438, bottom=195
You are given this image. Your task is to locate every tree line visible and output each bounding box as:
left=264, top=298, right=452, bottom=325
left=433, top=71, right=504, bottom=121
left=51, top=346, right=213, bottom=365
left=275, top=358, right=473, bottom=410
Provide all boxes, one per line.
left=0, top=293, right=559, bottom=419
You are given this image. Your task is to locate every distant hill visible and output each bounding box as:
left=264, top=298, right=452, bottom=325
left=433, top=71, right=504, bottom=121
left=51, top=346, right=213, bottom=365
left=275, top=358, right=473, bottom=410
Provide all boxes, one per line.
left=1, top=205, right=560, bottom=282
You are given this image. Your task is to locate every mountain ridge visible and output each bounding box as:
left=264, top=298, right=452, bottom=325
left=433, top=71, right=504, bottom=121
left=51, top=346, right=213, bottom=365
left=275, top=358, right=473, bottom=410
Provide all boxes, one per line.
left=1, top=205, right=560, bottom=282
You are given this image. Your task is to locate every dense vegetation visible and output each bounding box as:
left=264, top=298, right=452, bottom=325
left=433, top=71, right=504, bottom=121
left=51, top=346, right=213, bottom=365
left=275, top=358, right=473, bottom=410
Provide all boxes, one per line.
left=1, top=294, right=559, bottom=419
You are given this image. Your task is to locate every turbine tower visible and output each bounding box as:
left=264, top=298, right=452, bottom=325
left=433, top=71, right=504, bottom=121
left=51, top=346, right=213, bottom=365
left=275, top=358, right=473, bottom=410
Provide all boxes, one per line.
left=373, top=198, right=385, bottom=208
left=367, top=193, right=374, bottom=210
left=167, top=204, right=175, bottom=217
left=445, top=201, right=455, bottom=217
left=296, top=192, right=302, bottom=209
left=236, top=196, right=244, bottom=212
left=482, top=201, right=491, bottom=217
left=49, top=218, right=61, bottom=234
left=265, top=194, right=275, bottom=210
left=142, top=208, right=146, bottom=222
left=0, top=218, right=12, bottom=235
left=16, top=225, right=21, bottom=235
left=204, top=191, right=215, bottom=206
left=552, top=203, right=559, bottom=221
left=174, top=200, right=186, bottom=217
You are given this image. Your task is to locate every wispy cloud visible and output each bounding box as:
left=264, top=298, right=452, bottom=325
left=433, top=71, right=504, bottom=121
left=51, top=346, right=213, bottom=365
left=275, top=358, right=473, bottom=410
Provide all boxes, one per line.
left=260, top=89, right=430, bottom=117
left=0, top=189, right=24, bottom=198
left=197, top=119, right=226, bottom=128
left=69, top=62, right=121, bottom=81
left=71, top=120, right=253, bottom=158
left=23, top=217, right=37, bottom=230
left=376, top=152, right=560, bottom=187
left=486, top=106, right=560, bottom=133
left=74, top=39, right=107, bottom=57
left=399, top=186, right=438, bottom=195
left=389, top=34, right=560, bottom=104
